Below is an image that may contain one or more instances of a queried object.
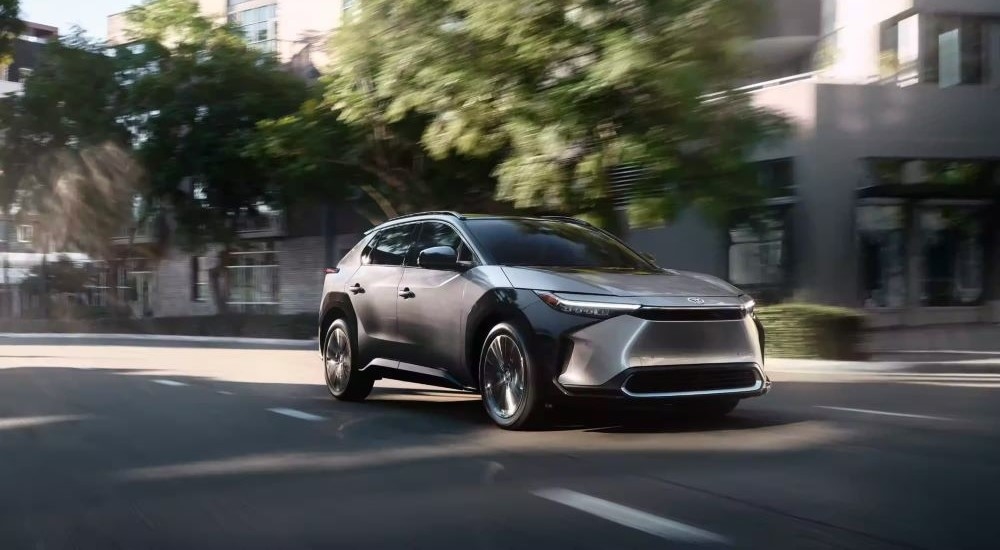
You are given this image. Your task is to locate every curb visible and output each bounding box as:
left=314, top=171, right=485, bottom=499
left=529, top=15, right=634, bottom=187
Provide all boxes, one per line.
left=0, top=333, right=316, bottom=348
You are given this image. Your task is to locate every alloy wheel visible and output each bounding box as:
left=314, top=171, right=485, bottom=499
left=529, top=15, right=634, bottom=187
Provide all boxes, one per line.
left=325, top=327, right=352, bottom=394
left=482, top=334, right=527, bottom=419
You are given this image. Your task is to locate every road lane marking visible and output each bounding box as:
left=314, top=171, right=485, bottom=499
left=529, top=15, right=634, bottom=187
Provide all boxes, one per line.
left=268, top=408, right=325, bottom=422
left=816, top=406, right=952, bottom=421
left=216, top=390, right=235, bottom=395
left=0, top=415, right=92, bottom=431
left=152, top=379, right=187, bottom=387
left=533, top=488, right=728, bottom=544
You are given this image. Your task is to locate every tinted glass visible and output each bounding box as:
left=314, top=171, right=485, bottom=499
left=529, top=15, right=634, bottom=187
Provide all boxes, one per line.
left=367, top=224, right=416, bottom=266
left=409, top=221, right=473, bottom=265
left=466, top=219, right=651, bottom=270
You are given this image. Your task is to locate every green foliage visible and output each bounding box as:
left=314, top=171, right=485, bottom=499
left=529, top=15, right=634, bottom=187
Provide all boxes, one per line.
left=119, top=0, right=310, bottom=251
left=254, top=69, right=503, bottom=222
left=756, top=304, right=866, bottom=360
left=0, top=31, right=142, bottom=256
left=328, top=0, right=788, bottom=230
left=0, top=0, right=22, bottom=65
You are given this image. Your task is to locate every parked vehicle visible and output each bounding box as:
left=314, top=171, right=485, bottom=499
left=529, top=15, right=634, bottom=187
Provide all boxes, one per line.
left=318, top=212, right=769, bottom=429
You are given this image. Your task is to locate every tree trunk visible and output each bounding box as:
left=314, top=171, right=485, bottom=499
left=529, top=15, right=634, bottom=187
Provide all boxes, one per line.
left=209, top=247, right=231, bottom=315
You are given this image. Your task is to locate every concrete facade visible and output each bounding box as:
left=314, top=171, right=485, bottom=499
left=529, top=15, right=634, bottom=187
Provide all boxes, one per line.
left=630, top=0, right=1000, bottom=326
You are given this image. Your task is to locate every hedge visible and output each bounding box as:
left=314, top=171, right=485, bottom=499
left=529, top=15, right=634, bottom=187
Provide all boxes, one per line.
left=756, top=303, right=866, bottom=360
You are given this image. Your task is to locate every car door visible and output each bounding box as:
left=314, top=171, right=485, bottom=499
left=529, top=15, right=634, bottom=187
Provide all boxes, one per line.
left=395, top=221, right=476, bottom=386
left=347, top=223, right=417, bottom=364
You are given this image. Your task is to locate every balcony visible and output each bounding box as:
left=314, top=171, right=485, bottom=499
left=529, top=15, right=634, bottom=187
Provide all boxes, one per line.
left=235, top=210, right=286, bottom=238
left=112, top=218, right=157, bottom=245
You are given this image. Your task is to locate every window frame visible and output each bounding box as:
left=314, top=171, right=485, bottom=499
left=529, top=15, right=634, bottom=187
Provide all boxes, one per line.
left=16, top=224, right=33, bottom=243
left=363, top=223, right=419, bottom=267
left=406, top=220, right=480, bottom=269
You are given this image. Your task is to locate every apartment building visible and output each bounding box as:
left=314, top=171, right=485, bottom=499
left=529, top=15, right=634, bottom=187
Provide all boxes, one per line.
left=628, top=0, right=1000, bottom=327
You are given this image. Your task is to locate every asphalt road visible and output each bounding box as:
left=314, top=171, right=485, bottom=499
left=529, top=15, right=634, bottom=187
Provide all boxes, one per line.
left=0, top=341, right=998, bottom=549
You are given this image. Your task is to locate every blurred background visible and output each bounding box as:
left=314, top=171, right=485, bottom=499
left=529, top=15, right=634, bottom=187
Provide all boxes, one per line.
left=0, top=0, right=997, bottom=360
left=0, top=2, right=998, bottom=549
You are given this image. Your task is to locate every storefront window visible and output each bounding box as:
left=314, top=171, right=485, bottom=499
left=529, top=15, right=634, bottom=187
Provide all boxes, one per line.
left=858, top=205, right=907, bottom=308
left=917, top=206, right=985, bottom=306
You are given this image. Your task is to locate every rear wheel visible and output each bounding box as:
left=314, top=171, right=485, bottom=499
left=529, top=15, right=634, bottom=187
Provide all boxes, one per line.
left=324, top=319, right=374, bottom=401
left=479, top=323, right=544, bottom=430
left=672, top=398, right=739, bottom=419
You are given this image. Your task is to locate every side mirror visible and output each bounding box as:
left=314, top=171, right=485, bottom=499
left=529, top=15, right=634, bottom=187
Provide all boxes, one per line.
left=417, top=246, right=459, bottom=270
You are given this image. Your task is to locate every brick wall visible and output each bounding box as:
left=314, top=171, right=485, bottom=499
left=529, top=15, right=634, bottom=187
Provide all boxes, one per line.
left=153, top=246, right=220, bottom=317
left=144, top=235, right=352, bottom=317
left=278, top=236, right=326, bottom=314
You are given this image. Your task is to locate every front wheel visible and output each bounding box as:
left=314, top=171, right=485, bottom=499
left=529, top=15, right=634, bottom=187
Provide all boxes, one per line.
left=479, top=323, right=545, bottom=430
left=324, top=319, right=374, bottom=401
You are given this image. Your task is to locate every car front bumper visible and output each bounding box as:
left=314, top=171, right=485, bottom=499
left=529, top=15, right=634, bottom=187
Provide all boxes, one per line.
left=552, top=312, right=769, bottom=401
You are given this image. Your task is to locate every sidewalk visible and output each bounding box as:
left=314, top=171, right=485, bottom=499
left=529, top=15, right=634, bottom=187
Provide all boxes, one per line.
left=767, top=356, right=1000, bottom=374
left=0, top=333, right=316, bottom=350
left=2, top=333, right=999, bottom=372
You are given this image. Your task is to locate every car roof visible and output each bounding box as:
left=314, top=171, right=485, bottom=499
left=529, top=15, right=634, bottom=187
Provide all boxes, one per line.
left=365, top=212, right=593, bottom=234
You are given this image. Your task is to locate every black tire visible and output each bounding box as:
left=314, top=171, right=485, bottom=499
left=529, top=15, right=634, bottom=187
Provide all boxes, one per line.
left=672, top=398, right=739, bottom=419
left=323, top=319, right=374, bottom=401
left=479, top=323, right=545, bottom=430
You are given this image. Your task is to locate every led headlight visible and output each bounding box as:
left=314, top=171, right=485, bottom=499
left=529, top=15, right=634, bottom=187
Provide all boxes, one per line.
left=739, top=295, right=756, bottom=315
left=535, top=292, right=640, bottom=318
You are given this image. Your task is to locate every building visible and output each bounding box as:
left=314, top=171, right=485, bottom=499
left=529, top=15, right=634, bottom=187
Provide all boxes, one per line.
left=108, top=0, right=344, bottom=78
left=629, top=0, right=1000, bottom=327
left=0, top=22, right=68, bottom=317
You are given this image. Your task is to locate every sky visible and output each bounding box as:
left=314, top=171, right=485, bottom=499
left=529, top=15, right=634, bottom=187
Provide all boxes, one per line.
left=20, top=0, right=135, bottom=39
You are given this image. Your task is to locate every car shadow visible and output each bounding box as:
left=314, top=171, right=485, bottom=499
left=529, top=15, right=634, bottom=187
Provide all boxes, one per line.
left=362, top=385, right=797, bottom=434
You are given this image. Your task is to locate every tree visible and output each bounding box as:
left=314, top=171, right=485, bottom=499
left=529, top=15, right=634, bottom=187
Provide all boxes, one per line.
left=329, top=0, right=787, bottom=232
left=118, top=0, right=309, bottom=312
left=252, top=93, right=505, bottom=224
left=0, top=30, right=143, bottom=258
left=0, top=0, right=23, bottom=65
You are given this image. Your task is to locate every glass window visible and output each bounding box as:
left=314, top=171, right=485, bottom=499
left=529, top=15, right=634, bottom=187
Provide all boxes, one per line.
left=729, top=221, right=785, bottom=286
left=465, top=218, right=653, bottom=270
left=409, top=222, right=473, bottom=266
left=367, top=225, right=416, bottom=266
left=858, top=205, right=907, bottom=308
left=191, top=256, right=210, bottom=302
left=987, top=23, right=1000, bottom=86
left=16, top=224, right=33, bottom=243
left=917, top=205, right=985, bottom=306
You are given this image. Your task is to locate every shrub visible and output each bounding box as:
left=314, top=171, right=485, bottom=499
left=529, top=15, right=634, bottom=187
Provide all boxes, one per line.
left=756, top=303, right=866, bottom=360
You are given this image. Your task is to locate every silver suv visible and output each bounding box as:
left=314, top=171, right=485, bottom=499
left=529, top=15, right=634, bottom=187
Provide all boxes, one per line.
left=318, top=212, right=770, bottom=429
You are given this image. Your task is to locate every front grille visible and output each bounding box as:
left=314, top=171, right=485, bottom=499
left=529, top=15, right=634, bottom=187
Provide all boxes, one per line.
left=623, top=366, right=759, bottom=395
left=632, top=308, right=744, bottom=322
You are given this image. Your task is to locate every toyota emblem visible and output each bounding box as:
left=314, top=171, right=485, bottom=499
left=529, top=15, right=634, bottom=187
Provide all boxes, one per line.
left=687, top=297, right=706, bottom=304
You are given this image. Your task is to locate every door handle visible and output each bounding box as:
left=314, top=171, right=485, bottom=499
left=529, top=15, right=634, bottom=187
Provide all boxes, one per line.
left=349, top=283, right=364, bottom=295
left=398, top=288, right=415, bottom=299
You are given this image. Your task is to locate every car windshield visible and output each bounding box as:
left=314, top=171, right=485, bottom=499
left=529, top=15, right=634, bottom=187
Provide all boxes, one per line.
left=465, top=218, right=654, bottom=270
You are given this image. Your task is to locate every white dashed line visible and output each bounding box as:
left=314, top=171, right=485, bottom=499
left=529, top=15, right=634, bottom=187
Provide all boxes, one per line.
left=816, top=406, right=952, bottom=421
left=268, top=408, right=326, bottom=422
left=216, top=390, right=235, bottom=396
left=533, top=488, right=728, bottom=544
left=152, top=379, right=188, bottom=387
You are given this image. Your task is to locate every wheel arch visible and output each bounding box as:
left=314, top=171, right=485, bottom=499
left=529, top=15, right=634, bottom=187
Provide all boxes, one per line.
left=319, top=292, right=358, bottom=357
left=464, top=289, right=536, bottom=390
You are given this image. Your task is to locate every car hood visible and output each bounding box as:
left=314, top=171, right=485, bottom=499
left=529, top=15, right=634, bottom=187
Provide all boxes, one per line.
left=500, top=267, right=742, bottom=297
